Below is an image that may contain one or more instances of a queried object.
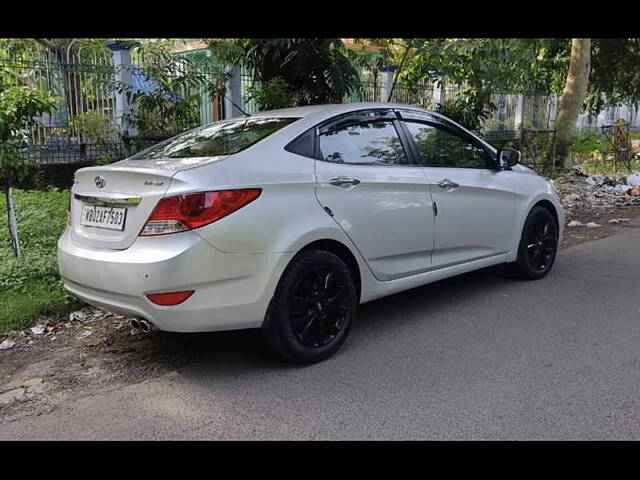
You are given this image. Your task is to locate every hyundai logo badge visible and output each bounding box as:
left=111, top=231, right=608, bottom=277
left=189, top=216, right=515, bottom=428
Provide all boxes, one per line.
left=95, top=176, right=106, bottom=189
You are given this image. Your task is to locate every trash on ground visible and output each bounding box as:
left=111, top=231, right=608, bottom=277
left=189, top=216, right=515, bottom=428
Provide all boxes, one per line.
left=0, top=339, right=16, bottom=350
left=30, top=325, right=46, bottom=335
left=627, top=171, right=640, bottom=188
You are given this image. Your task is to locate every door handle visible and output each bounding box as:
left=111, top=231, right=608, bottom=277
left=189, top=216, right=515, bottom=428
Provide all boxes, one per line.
left=437, top=179, right=459, bottom=190
left=329, top=176, right=361, bottom=188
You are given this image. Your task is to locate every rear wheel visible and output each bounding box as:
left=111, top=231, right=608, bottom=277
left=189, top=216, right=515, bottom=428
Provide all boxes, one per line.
left=510, top=206, right=559, bottom=280
left=262, top=249, right=357, bottom=364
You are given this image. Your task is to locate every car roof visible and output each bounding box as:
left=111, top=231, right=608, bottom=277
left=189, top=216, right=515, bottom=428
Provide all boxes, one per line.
left=252, top=102, right=435, bottom=119
left=249, top=102, right=497, bottom=153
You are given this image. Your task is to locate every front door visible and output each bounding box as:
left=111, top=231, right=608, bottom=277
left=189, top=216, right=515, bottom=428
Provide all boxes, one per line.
left=314, top=110, right=435, bottom=281
left=399, top=116, right=516, bottom=270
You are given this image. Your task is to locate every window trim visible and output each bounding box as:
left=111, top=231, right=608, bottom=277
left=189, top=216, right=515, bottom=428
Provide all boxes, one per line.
left=397, top=116, right=499, bottom=170
left=313, top=109, right=417, bottom=167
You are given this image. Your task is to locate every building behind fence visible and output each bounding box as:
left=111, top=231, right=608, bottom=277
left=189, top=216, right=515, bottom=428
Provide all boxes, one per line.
left=2, top=41, right=639, bottom=178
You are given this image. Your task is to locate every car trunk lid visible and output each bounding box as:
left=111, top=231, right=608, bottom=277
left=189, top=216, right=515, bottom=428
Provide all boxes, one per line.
left=70, top=164, right=178, bottom=250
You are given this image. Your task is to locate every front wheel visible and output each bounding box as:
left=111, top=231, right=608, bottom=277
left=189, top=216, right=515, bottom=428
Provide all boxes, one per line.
left=509, top=206, right=559, bottom=280
left=262, top=249, right=358, bottom=364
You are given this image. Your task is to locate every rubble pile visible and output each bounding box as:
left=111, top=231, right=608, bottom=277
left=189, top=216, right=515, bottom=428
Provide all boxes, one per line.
left=0, top=305, right=133, bottom=351
left=555, top=166, right=640, bottom=222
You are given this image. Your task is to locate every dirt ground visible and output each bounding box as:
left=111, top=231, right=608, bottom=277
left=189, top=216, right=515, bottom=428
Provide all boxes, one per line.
left=2, top=204, right=640, bottom=425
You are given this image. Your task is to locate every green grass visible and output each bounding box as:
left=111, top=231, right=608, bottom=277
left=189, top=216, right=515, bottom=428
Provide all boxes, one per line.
left=0, top=280, right=75, bottom=332
left=0, top=188, right=80, bottom=334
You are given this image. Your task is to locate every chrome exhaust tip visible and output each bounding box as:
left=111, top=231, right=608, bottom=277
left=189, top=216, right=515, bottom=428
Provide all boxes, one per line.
left=138, top=319, right=155, bottom=333
left=130, top=319, right=141, bottom=331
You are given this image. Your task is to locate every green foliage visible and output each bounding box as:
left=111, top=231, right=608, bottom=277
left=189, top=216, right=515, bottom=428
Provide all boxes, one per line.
left=0, top=86, right=57, bottom=184
left=210, top=38, right=362, bottom=106
left=435, top=95, right=495, bottom=132
left=71, top=110, right=117, bottom=144
left=123, top=43, right=226, bottom=136
left=245, top=77, right=294, bottom=111
left=395, top=38, right=549, bottom=130
left=571, top=132, right=602, bottom=157
left=0, top=188, right=70, bottom=291
left=0, top=280, right=78, bottom=334
left=0, top=188, right=77, bottom=332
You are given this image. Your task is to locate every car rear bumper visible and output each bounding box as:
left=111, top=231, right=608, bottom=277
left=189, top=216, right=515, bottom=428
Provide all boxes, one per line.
left=57, top=228, right=294, bottom=332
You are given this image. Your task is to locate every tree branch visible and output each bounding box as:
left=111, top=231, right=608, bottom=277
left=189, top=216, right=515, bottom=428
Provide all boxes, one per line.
left=34, top=38, right=57, bottom=52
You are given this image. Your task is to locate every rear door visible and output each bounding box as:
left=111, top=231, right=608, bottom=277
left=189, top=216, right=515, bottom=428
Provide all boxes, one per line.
left=313, top=109, right=435, bottom=281
left=397, top=111, right=516, bottom=270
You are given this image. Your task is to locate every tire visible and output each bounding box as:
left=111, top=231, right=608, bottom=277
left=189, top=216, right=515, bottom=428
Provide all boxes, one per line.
left=262, top=249, right=358, bottom=364
left=509, top=206, right=559, bottom=280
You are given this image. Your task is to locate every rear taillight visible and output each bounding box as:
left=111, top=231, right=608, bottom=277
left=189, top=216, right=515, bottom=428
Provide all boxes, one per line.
left=67, top=195, right=72, bottom=225
left=140, top=188, right=262, bottom=236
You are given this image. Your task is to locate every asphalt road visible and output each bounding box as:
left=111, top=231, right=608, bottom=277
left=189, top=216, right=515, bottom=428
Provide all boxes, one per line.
left=3, top=228, right=640, bottom=440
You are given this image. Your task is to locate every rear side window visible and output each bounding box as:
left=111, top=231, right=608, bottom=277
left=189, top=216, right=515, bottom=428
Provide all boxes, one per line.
left=318, top=120, right=408, bottom=165
left=131, top=117, right=298, bottom=159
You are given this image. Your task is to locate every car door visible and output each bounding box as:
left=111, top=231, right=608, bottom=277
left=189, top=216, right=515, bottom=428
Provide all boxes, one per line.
left=313, top=109, right=435, bottom=281
left=397, top=111, right=516, bottom=270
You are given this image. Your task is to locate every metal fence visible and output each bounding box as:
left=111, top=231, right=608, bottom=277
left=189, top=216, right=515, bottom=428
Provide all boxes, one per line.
left=1, top=44, right=222, bottom=167
left=3, top=43, right=640, bottom=176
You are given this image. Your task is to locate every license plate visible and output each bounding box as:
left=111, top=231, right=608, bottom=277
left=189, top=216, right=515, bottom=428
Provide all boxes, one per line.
left=80, top=205, right=127, bottom=231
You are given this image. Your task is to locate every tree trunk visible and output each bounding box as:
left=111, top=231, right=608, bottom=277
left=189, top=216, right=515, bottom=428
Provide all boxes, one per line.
left=554, top=38, right=591, bottom=169
left=5, top=179, right=21, bottom=258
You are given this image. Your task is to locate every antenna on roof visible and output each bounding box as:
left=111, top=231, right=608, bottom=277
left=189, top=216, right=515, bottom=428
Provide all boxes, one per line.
left=224, top=94, right=250, bottom=118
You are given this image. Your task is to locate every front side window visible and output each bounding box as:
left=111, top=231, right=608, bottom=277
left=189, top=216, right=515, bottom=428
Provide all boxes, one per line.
left=318, top=120, right=408, bottom=166
left=404, top=121, right=493, bottom=169
left=131, top=117, right=298, bottom=160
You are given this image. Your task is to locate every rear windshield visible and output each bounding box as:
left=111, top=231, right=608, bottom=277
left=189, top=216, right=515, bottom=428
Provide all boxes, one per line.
left=130, top=117, right=298, bottom=159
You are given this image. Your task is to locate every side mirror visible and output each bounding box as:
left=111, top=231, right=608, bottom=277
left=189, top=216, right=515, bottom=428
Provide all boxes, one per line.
left=497, top=148, right=521, bottom=169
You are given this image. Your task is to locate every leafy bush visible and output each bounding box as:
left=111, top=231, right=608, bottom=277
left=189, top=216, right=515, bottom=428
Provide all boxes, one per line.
left=245, top=77, right=295, bottom=111
left=435, top=95, right=496, bottom=133
left=0, top=188, right=69, bottom=290
left=571, top=132, right=602, bottom=158
left=70, top=111, right=117, bottom=144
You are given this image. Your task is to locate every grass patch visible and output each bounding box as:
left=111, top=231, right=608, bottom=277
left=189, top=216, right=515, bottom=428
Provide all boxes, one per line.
left=571, top=131, right=640, bottom=176
left=0, top=188, right=80, bottom=334
left=0, top=280, right=77, bottom=332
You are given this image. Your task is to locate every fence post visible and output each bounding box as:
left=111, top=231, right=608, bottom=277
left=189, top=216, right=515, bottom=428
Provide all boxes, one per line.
left=432, top=76, right=445, bottom=108
left=514, top=93, right=525, bottom=131
left=548, top=94, right=558, bottom=129
left=106, top=41, right=138, bottom=137
left=379, top=66, right=395, bottom=103
left=224, top=66, right=243, bottom=118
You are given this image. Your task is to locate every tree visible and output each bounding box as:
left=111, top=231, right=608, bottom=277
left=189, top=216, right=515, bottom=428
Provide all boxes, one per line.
left=554, top=38, right=591, bottom=168
left=0, top=86, right=56, bottom=257
left=122, top=42, right=227, bottom=136
left=209, top=38, right=362, bottom=108
left=394, top=38, right=547, bottom=131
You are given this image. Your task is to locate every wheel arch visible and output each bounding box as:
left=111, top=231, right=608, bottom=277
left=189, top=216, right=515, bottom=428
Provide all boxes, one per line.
left=531, top=199, right=560, bottom=232
left=298, top=239, right=362, bottom=302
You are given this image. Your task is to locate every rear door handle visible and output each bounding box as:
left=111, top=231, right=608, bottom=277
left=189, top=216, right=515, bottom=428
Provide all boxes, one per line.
left=329, top=176, right=361, bottom=188
left=437, top=179, right=459, bottom=190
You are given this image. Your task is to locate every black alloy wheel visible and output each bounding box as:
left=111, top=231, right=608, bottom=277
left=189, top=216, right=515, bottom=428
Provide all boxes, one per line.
left=262, top=249, right=357, bottom=363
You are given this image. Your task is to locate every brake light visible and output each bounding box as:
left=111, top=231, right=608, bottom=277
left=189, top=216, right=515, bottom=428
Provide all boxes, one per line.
left=140, top=188, right=262, bottom=236
left=146, top=290, right=194, bottom=306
